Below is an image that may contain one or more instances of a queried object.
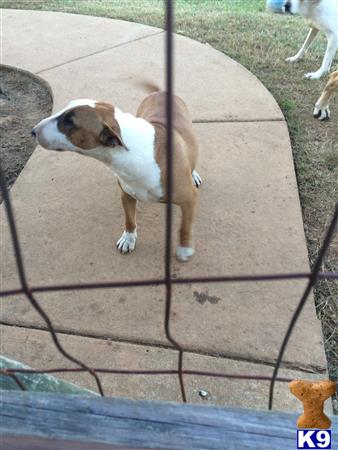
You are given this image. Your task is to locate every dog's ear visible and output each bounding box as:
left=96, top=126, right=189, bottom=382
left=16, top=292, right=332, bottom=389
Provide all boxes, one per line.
left=99, top=122, right=123, bottom=147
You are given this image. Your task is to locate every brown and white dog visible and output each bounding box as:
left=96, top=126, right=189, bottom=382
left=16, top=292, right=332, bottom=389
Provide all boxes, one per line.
left=313, top=69, right=338, bottom=119
left=32, top=85, right=201, bottom=262
left=284, top=0, right=338, bottom=80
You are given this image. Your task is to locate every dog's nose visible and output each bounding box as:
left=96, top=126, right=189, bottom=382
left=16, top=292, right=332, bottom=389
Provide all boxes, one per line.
left=31, top=127, right=36, bottom=137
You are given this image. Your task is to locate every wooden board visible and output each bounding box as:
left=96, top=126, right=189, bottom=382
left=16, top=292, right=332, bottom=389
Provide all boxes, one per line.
left=1, top=391, right=337, bottom=450
left=1, top=435, right=144, bottom=450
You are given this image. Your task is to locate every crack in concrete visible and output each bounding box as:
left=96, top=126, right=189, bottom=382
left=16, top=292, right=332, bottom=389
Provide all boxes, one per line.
left=32, top=32, right=285, bottom=125
left=192, top=118, right=285, bottom=123
left=0, top=321, right=326, bottom=375
left=35, top=30, right=164, bottom=75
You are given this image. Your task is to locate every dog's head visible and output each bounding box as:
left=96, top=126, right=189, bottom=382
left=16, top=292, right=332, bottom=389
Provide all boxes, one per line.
left=32, top=99, right=124, bottom=153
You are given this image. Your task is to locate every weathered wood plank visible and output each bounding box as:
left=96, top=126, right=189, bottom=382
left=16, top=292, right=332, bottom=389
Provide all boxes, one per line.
left=1, top=435, right=144, bottom=450
left=1, top=392, right=337, bottom=450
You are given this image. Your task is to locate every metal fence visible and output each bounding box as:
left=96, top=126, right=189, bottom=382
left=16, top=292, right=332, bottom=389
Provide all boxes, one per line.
left=0, top=0, right=337, bottom=411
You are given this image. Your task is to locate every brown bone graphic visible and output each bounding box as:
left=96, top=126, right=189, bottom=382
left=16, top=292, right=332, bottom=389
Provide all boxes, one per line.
left=289, top=380, right=336, bottom=429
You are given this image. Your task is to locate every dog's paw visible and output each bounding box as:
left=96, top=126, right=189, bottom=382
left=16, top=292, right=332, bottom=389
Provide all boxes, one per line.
left=286, top=55, right=300, bottom=63
left=192, top=170, right=202, bottom=188
left=313, top=105, right=330, bottom=121
left=305, top=71, right=323, bottom=80
left=116, top=230, right=137, bottom=254
left=176, top=246, right=195, bottom=262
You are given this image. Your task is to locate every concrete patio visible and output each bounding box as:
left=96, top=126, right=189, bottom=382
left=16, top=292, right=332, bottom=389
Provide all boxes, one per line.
left=0, top=9, right=328, bottom=412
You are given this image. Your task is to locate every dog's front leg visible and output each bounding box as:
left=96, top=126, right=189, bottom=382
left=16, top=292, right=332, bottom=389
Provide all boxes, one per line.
left=176, top=190, right=197, bottom=262
left=313, top=70, right=338, bottom=120
left=305, top=32, right=338, bottom=80
left=117, top=190, right=137, bottom=254
left=286, top=28, right=319, bottom=63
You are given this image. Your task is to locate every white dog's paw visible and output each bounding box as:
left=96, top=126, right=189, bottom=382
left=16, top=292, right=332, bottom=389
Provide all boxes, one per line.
left=116, top=230, right=137, bottom=254
left=176, top=246, right=195, bottom=262
left=313, top=105, right=330, bottom=121
left=286, top=55, right=300, bottom=63
left=192, top=170, right=202, bottom=188
left=305, top=70, right=324, bottom=80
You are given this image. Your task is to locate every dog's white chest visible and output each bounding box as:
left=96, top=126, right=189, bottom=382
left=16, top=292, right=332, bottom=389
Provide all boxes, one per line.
left=110, top=110, right=163, bottom=202
left=118, top=176, right=161, bottom=202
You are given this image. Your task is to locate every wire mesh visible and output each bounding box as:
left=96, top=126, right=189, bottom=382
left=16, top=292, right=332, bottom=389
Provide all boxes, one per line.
left=0, top=0, right=337, bottom=411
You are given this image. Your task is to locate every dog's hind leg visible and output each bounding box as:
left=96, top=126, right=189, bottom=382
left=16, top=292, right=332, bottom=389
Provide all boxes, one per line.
left=117, top=190, right=138, bottom=254
left=305, top=32, right=338, bottom=80
left=314, top=70, right=338, bottom=120
left=286, top=27, right=319, bottom=63
left=176, top=190, right=197, bottom=262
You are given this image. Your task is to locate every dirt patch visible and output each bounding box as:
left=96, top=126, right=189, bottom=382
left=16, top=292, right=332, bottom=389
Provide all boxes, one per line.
left=0, top=65, right=53, bottom=202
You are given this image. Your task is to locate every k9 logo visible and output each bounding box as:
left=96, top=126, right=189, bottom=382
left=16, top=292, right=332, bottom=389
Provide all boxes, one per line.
left=297, top=430, right=332, bottom=449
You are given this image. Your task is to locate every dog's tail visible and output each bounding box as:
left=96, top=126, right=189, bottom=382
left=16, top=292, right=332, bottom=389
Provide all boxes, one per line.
left=137, top=80, right=162, bottom=93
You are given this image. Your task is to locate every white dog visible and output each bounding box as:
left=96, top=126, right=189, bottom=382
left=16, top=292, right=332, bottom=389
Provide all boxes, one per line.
left=285, top=0, right=338, bottom=80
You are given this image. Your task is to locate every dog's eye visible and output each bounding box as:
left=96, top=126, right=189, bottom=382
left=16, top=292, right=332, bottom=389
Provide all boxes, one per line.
left=63, top=112, right=74, bottom=127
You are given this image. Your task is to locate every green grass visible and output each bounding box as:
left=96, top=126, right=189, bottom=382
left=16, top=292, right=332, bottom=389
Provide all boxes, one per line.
left=2, top=0, right=337, bottom=410
left=1, top=0, right=267, bottom=15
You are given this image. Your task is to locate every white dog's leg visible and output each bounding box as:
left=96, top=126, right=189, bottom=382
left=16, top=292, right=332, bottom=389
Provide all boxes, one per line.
left=305, top=32, right=338, bottom=80
left=286, top=28, right=319, bottom=63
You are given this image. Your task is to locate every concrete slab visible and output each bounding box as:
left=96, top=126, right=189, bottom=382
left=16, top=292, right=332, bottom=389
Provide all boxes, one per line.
left=0, top=10, right=327, bottom=410
left=2, top=10, right=282, bottom=121
left=40, top=31, right=283, bottom=121
left=1, top=10, right=162, bottom=74
left=1, top=122, right=325, bottom=370
left=0, top=325, right=331, bottom=412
